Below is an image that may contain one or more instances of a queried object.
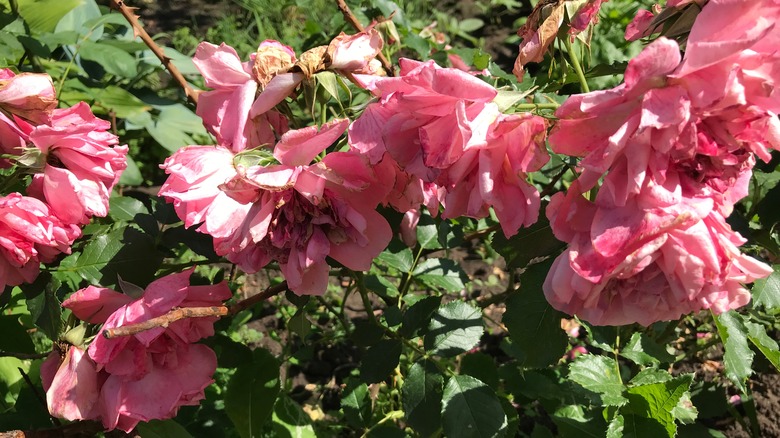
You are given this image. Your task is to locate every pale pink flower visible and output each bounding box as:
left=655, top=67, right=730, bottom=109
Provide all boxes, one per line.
left=215, top=119, right=392, bottom=294
left=159, top=145, right=251, bottom=240
left=327, top=28, right=384, bottom=73
left=42, top=270, right=230, bottom=432
left=28, top=102, right=127, bottom=225
left=543, top=185, right=771, bottom=326
left=0, top=193, right=80, bottom=291
left=349, top=58, right=548, bottom=237
left=0, top=68, right=56, bottom=124
left=193, top=42, right=298, bottom=151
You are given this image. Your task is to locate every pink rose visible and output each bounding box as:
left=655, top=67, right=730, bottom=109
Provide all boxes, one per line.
left=327, top=28, right=384, bottom=73
left=42, top=270, right=230, bottom=432
left=544, top=186, right=771, bottom=326
left=28, top=102, right=128, bottom=225
left=349, top=59, right=547, bottom=236
left=0, top=193, right=80, bottom=290
left=193, top=42, right=299, bottom=151
left=0, top=68, right=56, bottom=124
left=161, top=120, right=393, bottom=295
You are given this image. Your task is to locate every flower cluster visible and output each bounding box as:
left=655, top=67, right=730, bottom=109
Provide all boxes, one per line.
left=42, top=270, right=230, bottom=432
left=161, top=31, right=392, bottom=295
left=349, top=58, right=549, bottom=238
left=543, top=0, right=779, bottom=326
left=0, top=69, right=127, bottom=291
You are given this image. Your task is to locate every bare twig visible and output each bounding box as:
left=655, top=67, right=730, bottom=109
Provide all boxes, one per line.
left=108, top=0, right=200, bottom=105
left=102, top=282, right=288, bottom=339
left=334, top=0, right=395, bottom=76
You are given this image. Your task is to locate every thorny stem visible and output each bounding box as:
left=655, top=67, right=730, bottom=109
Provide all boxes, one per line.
left=108, top=0, right=200, bottom=105
left=564, top=37, right=590, bottom=93
left=334, top=0, right=395, bottom=76
left=103, top=282, right=288, bottom=338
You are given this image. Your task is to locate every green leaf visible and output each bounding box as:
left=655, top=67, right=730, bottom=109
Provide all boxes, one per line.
left=629, top=368, right=673, bottom=387
left=360, top=339, right=402, bottom=384
left=493, top=89, right=534, bottom=112
left=0, top=316, right=35, bottom=353
left=441, top=375, right=507, bottom=438
left=57, top=225, right=163, bottom=288
left=225, top=348, right=280, bottom=438
left=745, top=321, right=780, bottom=372
left=551, top=405, right=607, bottom=438
left=460, top=352, right=498, bottom=390
left=413, top=258, right=467, bottom=292
left=342, top=379, right=372, bottom=429
left=606, top=415, right=623, bottom=438
left=751, top=266, right=780, bottom=309
left=364, top=274, right=399, bottom=301
left=490, top=212, right=564, bottom=270
left=108, top=196, right=149, bottom=222
left=403, top=360, right=444, bottom=438
left=15, top=0, right=81, bottom=33
left=376, top=245, right=414, bottom=272
left=502, top=259, right=567, bottom=368
left=316, top=71, right=341, bottom=103
left=78, top=40, right=137, bottom=78
left=416, top=214, right=442, bottom=250
left=622, top=374, right=693, bottom=438
left=80, top=85, right=151, bottom=119
left=712, top=311, right=753, bottom=393
left=119, top=155, right=143, bottom=186
left=671, top=391, right=698, bottom=425
left=424, top=301, right=483, bottom=357
left=458, top=18, right=484, bottom=32
left=620, top=332, right=675, bottom=366
left=568, top=355, right=626, bottom=407
left=0, top=357, right=27, bottom=413
left=272, top=395, right=316, bottom=438
left=20, top=274, right=62, bottom=341
left=146, top=104, right=208, bottom=152
left=399, top=295, right=441, bottom=338
left=135, top=420, right=193, bottom=438
left=288, top=310, right=311, bottom=338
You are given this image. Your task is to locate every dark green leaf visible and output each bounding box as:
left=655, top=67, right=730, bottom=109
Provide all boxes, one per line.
left=460, top=352, right=498, bottom=390
left=108, top=196, right=149, bottom=222
left=360, top=339, right=402, bottom=384
left=403, top=360, right=444, bottom=437
left=502, top=259, right=567, bottom=368
left=552, top=405, right=607, bottom=438
left=342, top=379, right=372, bottom=429
left=57, top=225, right=163, bottom=288
left=622, top=374, right=693, bottom=438
left=629, top=369, right=673, bottom=387
left=424, top=301, right=483, bottom=357
left=288, top=311, right=311, bottom=338
left=224, top=348, right=280, bottom=438
left=416, top=214, right=442, bottom=250
left=364, top=274, right=399, bottom=301
left=376, top=245, right=414, bottom=272
left=399, top=295, right=441, bottom=339
left=713, top=311, right=753, bottom=393
left=135, top=420, right=193, bottom=438
left=751, top=266, right=780, bottom=309
left=21, top=274, right=62, bottom=341
left=413, top=258, right=467, bottom=292
left=621, top=332, right=675, bottom=366
left=272, top=395, right=316, bottom=438
left=745, top=321, right=780, bottom=372
left=441, top=375, right=507, bottom=438
left=568, top=355, right=626, bottom=407
left=119, top=155, right=143, bottom=186
left=490, top=212, right=564, bottom=270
